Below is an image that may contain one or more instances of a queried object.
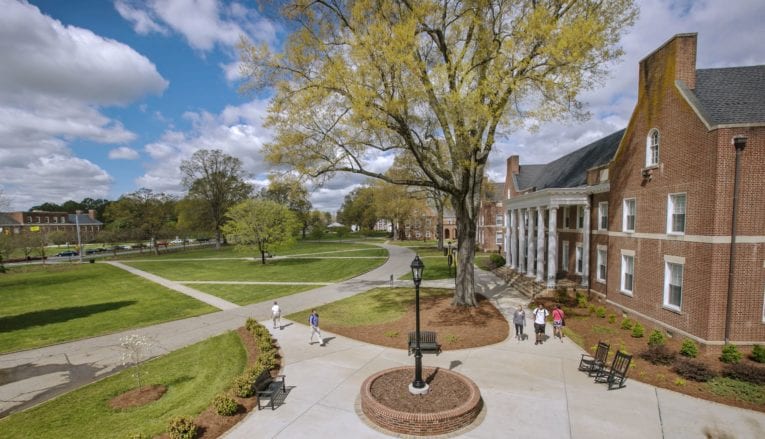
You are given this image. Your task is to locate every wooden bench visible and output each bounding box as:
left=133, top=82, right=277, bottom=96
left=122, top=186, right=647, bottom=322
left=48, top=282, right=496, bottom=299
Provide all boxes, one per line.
left=578, top=341, right=610, bottom=377
left=254, top=368, right=286, bottom=410
left=595, top=350, right=632, bottom=390
left=408, top=331, right=442, bottom=356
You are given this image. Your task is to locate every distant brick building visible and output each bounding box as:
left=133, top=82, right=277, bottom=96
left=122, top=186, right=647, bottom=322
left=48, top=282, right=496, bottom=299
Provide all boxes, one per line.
left=0, top=209, right=103, bottom=242
left=501, top=34, right=765, bottom=345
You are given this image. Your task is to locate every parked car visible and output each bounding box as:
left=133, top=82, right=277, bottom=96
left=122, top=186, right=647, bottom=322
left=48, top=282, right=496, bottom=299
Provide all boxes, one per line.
left=85, top=249, right=97, bottom=255
left=56, top=250, right=78, bottom=257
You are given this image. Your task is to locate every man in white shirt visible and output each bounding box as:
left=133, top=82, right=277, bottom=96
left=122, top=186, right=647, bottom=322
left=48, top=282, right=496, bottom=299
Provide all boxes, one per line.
left=271, top=301, right=282, bottom=329
left=533, top=303, right=549, bottom=345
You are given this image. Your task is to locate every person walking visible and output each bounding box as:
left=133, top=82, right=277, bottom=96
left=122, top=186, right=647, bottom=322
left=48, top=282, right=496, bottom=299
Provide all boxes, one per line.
left=512, top=305, right=526, bottom=341
left=309, top=309, right=324, bottom=346
left=271, top=301, right=282, bottom=329
left=533, top=303, right=549, bottom=345
left=552, top=304, right=566, bottom=342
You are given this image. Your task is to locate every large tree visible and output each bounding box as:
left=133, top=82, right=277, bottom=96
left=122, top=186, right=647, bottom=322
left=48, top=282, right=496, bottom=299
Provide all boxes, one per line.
left=338, top=186, right=377, bottom=230
left=221, top=199, right=300, bottom=264
left=259, top=178, right=313, bottom=238
left=372, top=181, right=417, bottom=240
left=180, top=149, right=253, bottom=249
left=103, top=188, right=177, bottom=253
left=240, top=0, right=637, bottom=305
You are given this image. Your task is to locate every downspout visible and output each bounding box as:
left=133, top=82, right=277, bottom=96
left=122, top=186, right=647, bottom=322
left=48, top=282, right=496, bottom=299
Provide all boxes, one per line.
left=588, top=193, right=594, bottom=293
left=724, top=136, right=747, bottom=344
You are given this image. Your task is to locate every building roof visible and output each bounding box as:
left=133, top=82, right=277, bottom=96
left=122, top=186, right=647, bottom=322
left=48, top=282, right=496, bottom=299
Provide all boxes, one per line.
left=515, top=129, right=625, bottom=191
left=0, top=213, right=18, bottom=226
left=68, top=213, right=102, bottom=225
left=693, top=66, right=765, bottom=125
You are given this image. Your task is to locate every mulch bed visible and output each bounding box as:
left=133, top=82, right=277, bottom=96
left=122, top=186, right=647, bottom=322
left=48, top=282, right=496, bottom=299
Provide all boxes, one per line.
left=324, top=293, right=510, bottom=350
left=370, top=367, right=470, bottom=413
left=109, top=384, right=167, bottom=409
left=534, top=294, right=765, bottom=413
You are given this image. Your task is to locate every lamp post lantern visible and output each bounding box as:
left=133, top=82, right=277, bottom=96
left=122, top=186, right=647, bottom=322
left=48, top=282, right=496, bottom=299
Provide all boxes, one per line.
left=409, top=255, right=429, bottom=394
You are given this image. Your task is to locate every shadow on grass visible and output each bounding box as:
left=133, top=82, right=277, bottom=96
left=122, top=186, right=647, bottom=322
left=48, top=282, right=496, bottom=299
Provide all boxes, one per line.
left=0, top=301, right=137, bottom=332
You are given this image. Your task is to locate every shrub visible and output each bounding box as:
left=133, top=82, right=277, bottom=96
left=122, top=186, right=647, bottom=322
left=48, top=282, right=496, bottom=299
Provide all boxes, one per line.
left=679, top=339, right=699, bottom=358
left=213, top=394, right=239, bottom=416
left=620, top=318, right=634, bottom=330
left=673, top=358, right=717, bottom=382
left=722, top=363, right=765, bottom=385
left=751, top=345, right=765, bottom=363
left=720, top=344, right=742, bottom=364
left=167, top=416, right=197, bottom=439
left=707, top=377, right=765, bottom=405
left=384, top=330, right=399, bottom=338
left=257, top=351, right=278, bottom=370
left=608, top=314, right=616, bottom=324
left=631, top=322, right=644, bottom=338
left=577, top=293, right=588, bottom=308
left=639, top=345, right=676, bottom=365
left=489, top=253, right=506, bottom=269
left=595, top=306, right=606, bottom=318
left=648, top=330, right=666, bottom=347
left=588, top=304, right=596, bottom=314
left=232, top=374, right=255, bottom=398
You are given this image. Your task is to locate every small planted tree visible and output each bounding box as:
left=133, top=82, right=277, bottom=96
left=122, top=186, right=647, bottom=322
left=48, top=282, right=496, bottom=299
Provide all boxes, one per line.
left=679, top=339, right=699, bottom=358
left=120, top=334, right=155, bottom=389
left=222, top=199, right=300, bottom=264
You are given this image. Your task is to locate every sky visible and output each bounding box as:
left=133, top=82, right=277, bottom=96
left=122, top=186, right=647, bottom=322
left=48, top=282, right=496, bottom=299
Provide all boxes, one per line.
left=1, top=0, right=764, bottom=213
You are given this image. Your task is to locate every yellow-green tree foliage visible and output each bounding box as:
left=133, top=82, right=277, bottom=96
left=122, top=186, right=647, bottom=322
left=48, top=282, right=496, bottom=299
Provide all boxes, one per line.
left=222, top=199, right=300, bottom=264
left=240, top=0, right=637, bottom=305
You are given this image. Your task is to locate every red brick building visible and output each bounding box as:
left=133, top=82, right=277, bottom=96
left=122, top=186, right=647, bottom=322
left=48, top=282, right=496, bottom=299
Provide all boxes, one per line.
left=0, top=209, right=102, bottom=242
left=502, top=34, right=765, bottom=345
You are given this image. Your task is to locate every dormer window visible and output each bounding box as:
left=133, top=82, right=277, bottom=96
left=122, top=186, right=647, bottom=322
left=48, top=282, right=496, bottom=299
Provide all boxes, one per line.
left=646, top=129, right=659, bottom=167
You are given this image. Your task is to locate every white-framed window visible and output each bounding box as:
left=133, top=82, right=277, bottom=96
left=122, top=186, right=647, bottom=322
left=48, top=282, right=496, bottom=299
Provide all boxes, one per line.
left=664, top=258, right=684, bottom=312
left=496, top=232, right=503, bottom=245
left=562, top=241, right=570, bottom=272
left=620, top=250, right=635, bottom=295
left=575, top=243, right=583, bottom=274
left=563, top=206, right=570, bottom=229
left=646, top=129, right=659, bottom=167
left=598, top=202, right=608, bottom=230
left=599, top=168, right=609, bottom=182
left=53, top=217, right=58, bottom=223
left=667, top=193, right=686, bottom=234
left=496, top=214, right=503, bottom=226
left=27, top=216, right=32, bottom=223
left=597, top=246, right=607, bottom=282
left=61, top=216, right=66, bottom=223
left=623, top=198, right=636, bottom=232
left=577, top=206, right=584, bottom=229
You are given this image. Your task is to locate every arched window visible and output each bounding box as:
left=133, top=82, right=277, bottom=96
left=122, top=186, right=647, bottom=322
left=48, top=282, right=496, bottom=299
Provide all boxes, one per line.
left=646, top=129, right=659, bottom=166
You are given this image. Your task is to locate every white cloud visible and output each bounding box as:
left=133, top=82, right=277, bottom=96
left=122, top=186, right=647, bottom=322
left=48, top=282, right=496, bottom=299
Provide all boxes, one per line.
left=114, top=0, right=279, bottom=52
left=0, top=0, right=168, bottom=210
left=109, top=146, right=140, bottom=160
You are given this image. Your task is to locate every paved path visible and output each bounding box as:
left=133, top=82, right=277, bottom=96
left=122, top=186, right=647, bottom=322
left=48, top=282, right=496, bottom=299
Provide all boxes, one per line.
left=3, top=244, right=765, bottom=438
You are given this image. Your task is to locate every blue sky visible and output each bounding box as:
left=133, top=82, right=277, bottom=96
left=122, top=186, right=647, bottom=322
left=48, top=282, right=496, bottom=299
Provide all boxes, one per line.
left=1, top=0, right=764, bottom=212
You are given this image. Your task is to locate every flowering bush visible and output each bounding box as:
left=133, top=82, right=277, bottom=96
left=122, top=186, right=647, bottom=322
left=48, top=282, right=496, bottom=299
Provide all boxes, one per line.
left=119, top=334, right=155, bottom=389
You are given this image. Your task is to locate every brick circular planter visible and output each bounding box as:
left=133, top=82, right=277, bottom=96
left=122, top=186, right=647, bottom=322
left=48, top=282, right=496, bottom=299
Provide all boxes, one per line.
left=360, top=366, right=483, bottom=437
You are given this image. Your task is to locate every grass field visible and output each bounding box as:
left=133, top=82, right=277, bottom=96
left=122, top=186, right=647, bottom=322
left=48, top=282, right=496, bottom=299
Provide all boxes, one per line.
left=0, top=332, right=246, bottom=439
left=0, top=264, right=216, bottom=353
left=124, top=257, right=386, bottom=283
left=286, top=287, right=453, bottom=327
left=190, top=283, right=316, bottom=306
left=115, top=241, right=386, bottom=260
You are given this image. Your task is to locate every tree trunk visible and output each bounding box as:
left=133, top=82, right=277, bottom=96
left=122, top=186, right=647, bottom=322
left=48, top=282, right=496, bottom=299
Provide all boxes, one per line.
left=260, top=250, right=266, bottom=265
left=452, top=196, right=478, bottom=307
left=215, top=229, right=222, bottom=250
left=436, top=202, right=444, bottom=250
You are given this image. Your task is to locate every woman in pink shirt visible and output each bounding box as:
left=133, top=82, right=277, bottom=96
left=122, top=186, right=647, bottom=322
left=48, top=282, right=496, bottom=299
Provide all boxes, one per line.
left=552, top=304, right=566, bottom=342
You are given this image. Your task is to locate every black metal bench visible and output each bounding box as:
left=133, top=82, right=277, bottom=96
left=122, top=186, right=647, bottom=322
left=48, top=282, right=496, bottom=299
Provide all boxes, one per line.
left=254, top=368, right=286, bottom=410
left=579, top=341, right=610, bottom=376
left=408, top=331, right=442, bottom=356
left=595, top=350, right=632, bottom=390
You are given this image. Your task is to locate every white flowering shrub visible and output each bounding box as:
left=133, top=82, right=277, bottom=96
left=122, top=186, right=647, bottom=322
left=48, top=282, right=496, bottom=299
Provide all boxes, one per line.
left=120, top=334, right=155, bottom=389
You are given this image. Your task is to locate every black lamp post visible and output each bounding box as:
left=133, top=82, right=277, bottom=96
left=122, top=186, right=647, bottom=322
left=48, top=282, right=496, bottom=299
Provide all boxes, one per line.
left=409, top=255, right=428, bottom=393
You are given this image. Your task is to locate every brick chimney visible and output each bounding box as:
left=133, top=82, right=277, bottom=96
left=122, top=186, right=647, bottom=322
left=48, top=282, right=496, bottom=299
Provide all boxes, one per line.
left=504, top=155, right=520, bottom=199
left=639, top=33, right=697, bottom=93
left=88, top=209, right=96, bottom=220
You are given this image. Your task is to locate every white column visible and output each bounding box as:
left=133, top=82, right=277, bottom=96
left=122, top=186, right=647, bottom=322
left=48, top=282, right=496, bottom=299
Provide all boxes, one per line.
left=509, top=210, right=517, bottom=269
left=519, top=209, right=526, bottom=274
left=581, top=203, right=591, bottom=289
left=526, top=207, right=536, bottom=277
left=547, top=206, right=558, bottom=288
left=536, top=207, right=545, bottom=282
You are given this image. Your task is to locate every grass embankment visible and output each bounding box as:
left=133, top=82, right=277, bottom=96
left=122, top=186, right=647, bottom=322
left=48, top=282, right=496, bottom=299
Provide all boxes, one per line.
left=192, top=284, right=314, bottom=306
left=0, top=332, right=246, bottom=439
left=0, top=264, right=215, bottom=353
left=286, top=287, right=453, bottom=327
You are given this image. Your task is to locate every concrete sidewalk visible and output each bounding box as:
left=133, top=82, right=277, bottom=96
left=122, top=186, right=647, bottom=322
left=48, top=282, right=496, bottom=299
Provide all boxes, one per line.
left=224, top=283, right=765, bottom=439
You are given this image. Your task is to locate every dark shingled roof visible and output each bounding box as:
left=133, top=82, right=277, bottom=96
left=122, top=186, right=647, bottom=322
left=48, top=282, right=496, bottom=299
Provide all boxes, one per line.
left=68, top=213, right=102, bottom=225
left=516, top=129, right=624, bottom=191
left=694, top=66, right=765, bottom=125
left=0, top=213, right=18, bottom=226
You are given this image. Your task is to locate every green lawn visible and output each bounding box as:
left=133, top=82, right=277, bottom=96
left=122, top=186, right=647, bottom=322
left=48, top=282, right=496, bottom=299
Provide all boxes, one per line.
left=191, top=283, right=316, bottom=306
left=0, top=264, right=216, bottom=353
left=0, top=332, right=246, bottom=439
left=399, top=254, right=455, bottom=281
left=286, top=287, right=453, bottom=327
left=125, top=257, right=386, bottom=282
left=115, top=241, right=385, bottom=260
